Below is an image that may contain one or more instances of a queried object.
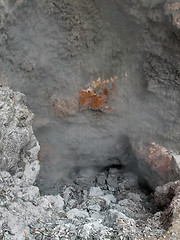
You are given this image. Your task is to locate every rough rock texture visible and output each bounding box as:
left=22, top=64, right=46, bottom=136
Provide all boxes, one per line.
left=121, top=0, right=180, bottom=189
left=0, top=86, right=40, bottom=179
left=155, top=180, right=180, bottom=239
left=165, top=0, right=180, bottom=37
left=0, top=164, right=166, bottom=239
left=133, top=142, right=180, bottom=190
left=0, top=87, right=179, bottom=239
left=0, top=0, right=180, bottom=191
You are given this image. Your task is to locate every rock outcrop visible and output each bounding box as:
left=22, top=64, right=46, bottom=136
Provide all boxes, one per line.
left=132, top=141, right=180, bottom=190
left=0, top=0, right=179, bottom=196
left=0, top=86, right=40, bottom=183
left=0, top=87, right=179, bottom=239
left=155, top=180, right=180, bottom=239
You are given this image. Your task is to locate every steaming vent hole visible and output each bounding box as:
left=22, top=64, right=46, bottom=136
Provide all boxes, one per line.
left=36, top=132, right=158, bottom=229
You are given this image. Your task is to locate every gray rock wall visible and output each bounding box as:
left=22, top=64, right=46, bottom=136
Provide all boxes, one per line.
left=0, top=0, right=179, bottom=190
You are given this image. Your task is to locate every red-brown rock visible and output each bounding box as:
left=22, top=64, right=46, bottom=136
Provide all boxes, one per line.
left=133, top=142, right=180, bottom=190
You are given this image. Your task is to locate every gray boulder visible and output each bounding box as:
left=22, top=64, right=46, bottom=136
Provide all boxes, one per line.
left=0, top=86, right=40, bottom=181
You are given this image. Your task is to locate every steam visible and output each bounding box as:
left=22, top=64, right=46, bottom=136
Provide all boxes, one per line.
left=0, top=0, right=146, bottom=187
left=0, top=0, right=177, bottom=193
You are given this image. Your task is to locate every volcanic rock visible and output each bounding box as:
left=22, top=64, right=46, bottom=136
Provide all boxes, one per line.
left=133, top=141, right=180, bottom=190
left=0, top=0, right=180, bottom=191
left=0, top=0, right=180, bottom=237
left=155, top=180, right=180, bottom=239
left=0, top=87, right=178, bottom=239
left=0, top=86, right=40, bottom=180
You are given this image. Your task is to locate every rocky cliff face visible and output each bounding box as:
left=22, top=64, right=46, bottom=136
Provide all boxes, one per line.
left=0, top=1, right=180, bottom=238
left=0, top=0, right=179, bottom=190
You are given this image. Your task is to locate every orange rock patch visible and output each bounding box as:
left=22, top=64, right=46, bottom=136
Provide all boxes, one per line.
left=146, top=142, right=172, bottom=180
left=50, top=76, right=118, bottom=116
left=79, top=76, right=117, bottom=110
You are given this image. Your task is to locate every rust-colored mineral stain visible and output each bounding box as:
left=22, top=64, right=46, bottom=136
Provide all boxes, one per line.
left=53, top=97, right=77, bottom=116
left=50, top=76, right=118, bottom=114
left=103, top=87, right=108, bottom=96
left=93, top=78, right=101, bottom=89
left=79, top=89, right=104, bottom=109
left=78, top=76, right=117, bottom=110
